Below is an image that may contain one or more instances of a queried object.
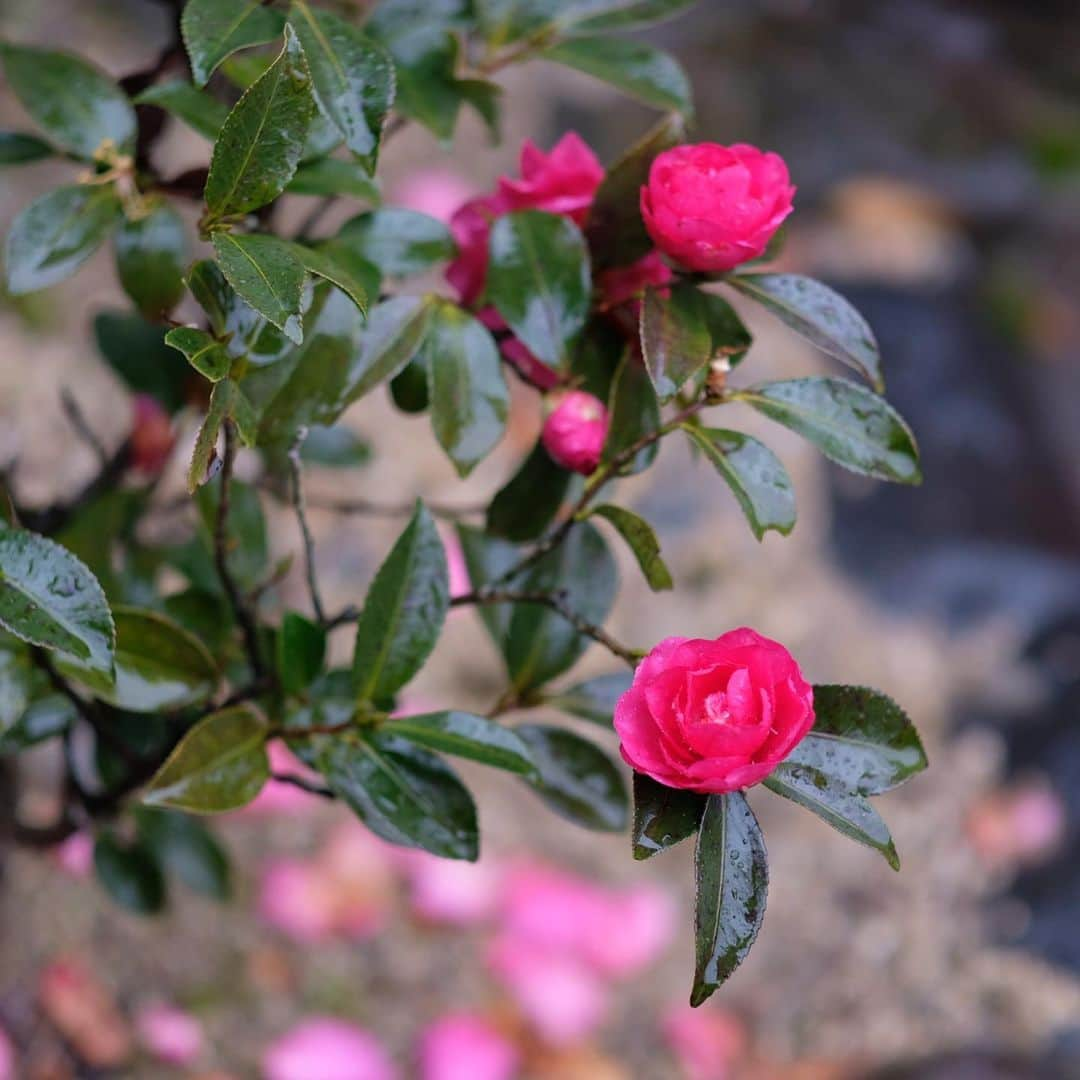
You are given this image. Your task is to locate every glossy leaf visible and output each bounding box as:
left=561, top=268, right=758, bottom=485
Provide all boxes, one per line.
left=731, top=274, right=884, bottom=390
left=5, top=185, right=120, bottom=295
left=288, top=1, right=395, bottom=166
left=786, top=685, right=928, bottom=795
left=587, top=113, right=684, bottom=269
left=0, top=42, right=136, bottom=158
left=487, top=210, right=591, bottom=368
left=486, top=441, right=571, bottom=543
left=277, top=610, right=326, bottom=694
left=352, top=502, right=448, bottom=702
left=541, top=36, right=692, bottom=115
left=188, top=379, right=241, bottom=493
left=212, top=232, right=306, bottom=344
left=300, top=425, right=372, bottom=467
left=195, top=476, right=268, bottom=592
left=603, top=352, right=660, bottom=475
left=0, top=645, right=32, bottom=737
left=204, top=25, right=314, bottom=219
left=166, top=327, right=231, bottom=382
left=134, top=80, right=228, bottom=140
left=57, top=606, right=217, bottom=712
left=738, top=377, right=921, bottom=485
left=505, top=522, right=618, bottom=691
left=515, top=723, right=628, bottom=831
left=681, top=426, right=796, bottom=540
left=692, top=791, right=768, bottom=1005
left=136, top=807, right=232, bottom=900
left=288, top=157, right=380, bottom=200
left=423, top=300, right=509, bottom=477
left=0, top=131, right=53, bottom=164
left=338, top=209, right=456, bottom=277
left=94, top=311, right=191, bottom=413
left=143, top=704, right=269, bottom=813
left=181, top=0, right=287, bottom=87
left=545, top=671, right=633, bottom=727
left=455, top=525, right=519, bottom=645
left=114, top=201, right=187, bottom=317
left=390, top=356, right=430, bottom=413
left=569, top=0, right=699, bottom=31
left=94, top=832, right=166, bottom=914
left=632, top=771, right=706, bottom=860
left=763, top=764, right=899, bottom=870
left=289, top=241, right=368, bottom=315
left=318, top=730, right=479, bottom=860
left=0, top=529, right=114, bottom=679
left=591, top=503, right=673, bottom=591
left=0, top=693, right=75, bottom=752
left=389, top=710, right=535, bottom=775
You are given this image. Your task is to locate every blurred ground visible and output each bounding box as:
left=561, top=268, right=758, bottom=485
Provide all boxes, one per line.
left=2, top=1, right=1079, bottom=1077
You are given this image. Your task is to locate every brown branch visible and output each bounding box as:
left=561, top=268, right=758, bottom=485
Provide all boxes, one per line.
left=270, top=772, right=336, bottom=800
left=60, top=390, right=109, bottom=467
left=305, top=494, right=485, bottom=520
left=287, top=428, right=326, bottom=624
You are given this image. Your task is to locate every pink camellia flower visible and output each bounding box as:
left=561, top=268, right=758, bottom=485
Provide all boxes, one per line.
left=129, top=393, right=176, bottom=475
left=662, top=1004, right=747, bottom=1080
left=135, top=1003, right=205, bottom=1067
left=259, top=859, right=340, bottom=943
left=615, top=629, right=814, bottom=794
left=263, top=1018, right=396, bottom=1080
left=598, top=250, right=674, bottom=310
left=418, top=1013, right=519, bottom=1080
left=404, top=852, right=502, bottom=927
left=541, top=391, right=609, bottom=475
left=393, top=168, right=475, bottom=224
left=0, top=1026, right=14, bottom=1080
left=446, top=193, right=510, bottom=308
left=641, top=143, right=795, bottom=273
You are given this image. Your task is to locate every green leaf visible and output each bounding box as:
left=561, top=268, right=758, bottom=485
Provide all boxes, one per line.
left=389, top=710, right=535, bottom=775
left=0, top=43, right=136, bottom=158
left=545, top=671, right=632, bottom=726
left=338, top=209, right=456, bottom=278
left=487, top=210, right=592, bottom=369
left=143, top=704, right=269, bottom=813
left=0, top=530, right=114, bottom=679
left=181, top=0, right=287, bottom=87
left=681, top=426, right=796, bottom=540
left=515, top=723, right=628, bottom=831
left=455, top=525, right=519, bottom=645
left=136, top=807, right=232, bottom=900
left=505, top=522, right=617, bottom=691
left=94, top=832, right=166, bottom=914
left=288, top=1, right=395, bottom=167
left=586, top=112, right=684, bottom=270
left=56, top=606, right=217, bottom=712
left=0, top=131, right=53, bottom=164
left=692, top=791, right=768, bottom=1006
left=632, top=771, right=706, bottom=860
left=204, top=25, right=314, bottom=219
left=540, top=36, right=692, bottom=115
left=0, top=644, right=32, bottom=737
left=212, top=232, right=306, bottom=344
left=787, top=685, right=927, bottom=795
left=5, top=185, right=120, bottom=295
left=590, top=503, right=672, bottom=591
left=94, top=311, right=191, bottom=414
left=0, top=693, right=75, bottom=752
left=423, top=300, right=509, bottom=477
left=318, top=730, right=479, bottom=859
left=289, top=241, right=368, bottom=314
left=731, top=274, right=883, bottom=390
left=188, top=379, right=234, bottom=493
left=567, top=0, right=699, bottom=31
left=300, top=425, right=372, bottom=467
left=287, top=157, right=380, bottom=200
left=134, top=80, right=228, bottom=140
left=114, top=201, right=188, bottom=317
left=166, top=326, right=232, bottom=382
left=390, top=356, right=430, bottom=413
left=486, top=441, right=571, bottom=543
left=738, top=377, right=921, bottom=484
left=277, top=611, right=326, bottom=694
left=603, top=352, right=660, bottom=475
left=195, top=476, right=268, bottom=591
left=763, top=764, right=899, bottom=870
left=352, top=502, right=448, bottom=702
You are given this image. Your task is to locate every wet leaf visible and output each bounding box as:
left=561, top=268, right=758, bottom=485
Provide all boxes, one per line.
left=0, top=693, right=75, bottom=751
left=182, top=0, right=286, bottom=87
left=289, top=240, right=368, bottom=315
left=134, top=80, right=228, bottom=140
left=0, top=644, right=32, bottom=737
left=486, top=441, right=571, bottom=543
left=389, top=710, right=535, bottom=775
left=287, top=157, right=380, bottom=200
left=136, top=807, right=232, bottom=900
left=545, top=671, right=632, bottom=727
left=591, top=503, right=672, bottom=591
left=0, top=131, right=53, bottom=164
left=338, top=208, right=456, bottom=277
left=632, top=771, right=706, bottom=859
left=277, top=610, right=326, bottom=694
left=166, top=326, right=231, bottom=383
left=212, top=232, right=306, bottom=344
left=94, top=832, right=166, bottom=914
left=114, top=200, right=188, bottom=317
left=603, top=352, right=660, bottom=475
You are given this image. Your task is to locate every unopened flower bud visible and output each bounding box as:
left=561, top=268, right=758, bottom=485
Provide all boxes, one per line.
left=541, top=391, right=609, bottom=475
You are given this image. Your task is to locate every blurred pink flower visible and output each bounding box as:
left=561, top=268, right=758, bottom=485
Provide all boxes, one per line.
left=487, top=937, right=608, bottom=1046
left=966, top=781, right=1066, bottom=868
left=661, top=1004, right=747, bottom=1080
left=0, top=1026, right=13, bottom=1080
left=243, top=742, right=322, bottom=816
left=260, top=859, right=339, bottom=943
left=405, top=852, right=502, bottom=927
left=394, top=168, right=475, bottom=225
left=53, top=830, right=94, bottom=878
left=598, top=250, right=674, bottom=310
left=263, top=1018, right=396, bottom=1080
left=438, top=525, right=471, bottom=601
left=418, top=1013, right=519, bottom=1080
left=447, top=193, right=510, bottom=308
left=585, top=883, right=676, bottom=979
left=135, top=1003, right=204, bottom=1067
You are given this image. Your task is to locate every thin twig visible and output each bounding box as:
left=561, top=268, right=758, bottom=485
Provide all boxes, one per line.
left=305, top=494, right=485, bottom=520
left=60, top=390, right=109, bottom=467
left=451, top=589, right=643, bottom=668
left=270, top=772, right=336, bottom=800
left=214, top=421, right=266, bottom=679
left=287, top=427, right=326, bottom=624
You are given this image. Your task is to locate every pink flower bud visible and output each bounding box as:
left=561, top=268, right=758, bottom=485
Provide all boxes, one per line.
left=641, top=143, right=795, bottom=273
left=541, top=391, right=609, bottom=475
left=129, top=394, right=175, bottom=476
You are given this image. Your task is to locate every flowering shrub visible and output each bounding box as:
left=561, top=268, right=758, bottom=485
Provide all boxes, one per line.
left=0, top=0, right=927, bottom=1017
